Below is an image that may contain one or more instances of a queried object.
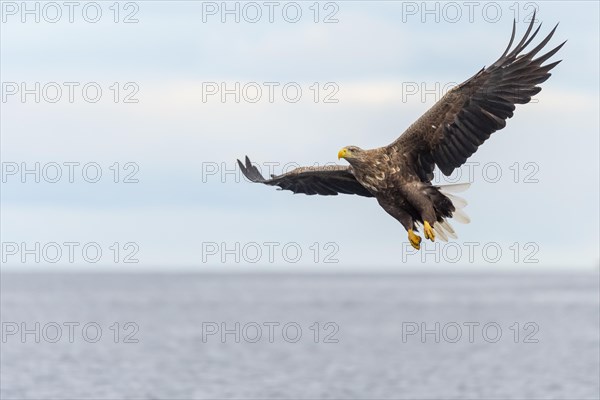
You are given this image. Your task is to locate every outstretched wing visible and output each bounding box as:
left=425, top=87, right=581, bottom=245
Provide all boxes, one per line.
left=237, top=156, right=374, bottom=197
left=389, top=14, right=565, bottom=181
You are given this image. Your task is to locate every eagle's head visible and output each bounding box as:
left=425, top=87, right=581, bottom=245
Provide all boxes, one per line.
left=337, top=146, right=364, bottom=162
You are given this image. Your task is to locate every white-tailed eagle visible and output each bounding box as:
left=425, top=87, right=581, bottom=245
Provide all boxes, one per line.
left=239, top=15, right=564, bottom=250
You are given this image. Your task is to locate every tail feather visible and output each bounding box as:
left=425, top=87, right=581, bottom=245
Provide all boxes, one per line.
left=439, top=183, right=470, bottom=224
left=439, top=220, right=458, bottom=239
left=425, top=183, right=471, bottom=241
left=453, top=209, right=471, bottom=224
left=444, top=193, right=468, bottom=209
left=439, top=183, right=470, bottom=193
left=433, top=224, right=449, bottom=242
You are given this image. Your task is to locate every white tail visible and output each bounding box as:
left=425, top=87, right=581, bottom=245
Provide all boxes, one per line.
left=439, top=182, right=470, bottom=193
left=432, top=183, right=471, bottom=241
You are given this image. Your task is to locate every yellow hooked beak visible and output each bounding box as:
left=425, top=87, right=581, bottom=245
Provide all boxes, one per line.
left=338, top=148, right=348, bottom=160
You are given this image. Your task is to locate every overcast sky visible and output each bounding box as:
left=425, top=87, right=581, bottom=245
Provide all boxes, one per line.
left=1, top=1, right=598, bottom=271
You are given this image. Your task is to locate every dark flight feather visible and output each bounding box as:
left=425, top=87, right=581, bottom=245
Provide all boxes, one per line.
left=237, top=156, right=374, bottom=197
left=388, top=11, right=565, bottom=178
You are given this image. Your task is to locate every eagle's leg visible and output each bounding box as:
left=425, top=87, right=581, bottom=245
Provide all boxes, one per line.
left=423, top=221, right=435, bottom=242
left=408, top=229, right=422, bottom=250
left=403, top=185, right=437, bottom=242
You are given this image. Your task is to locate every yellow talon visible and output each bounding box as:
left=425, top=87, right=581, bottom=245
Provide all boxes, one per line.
left=408, top=229, right=422, bottom=250
left=424, top=221, right=435, bottom=242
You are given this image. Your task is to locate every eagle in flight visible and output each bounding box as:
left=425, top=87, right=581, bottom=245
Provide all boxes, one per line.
left=238, top=15, right=564, bottom=250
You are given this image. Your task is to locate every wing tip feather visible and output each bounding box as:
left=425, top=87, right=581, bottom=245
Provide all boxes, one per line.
left=237, top=155, right=267, bottom=183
